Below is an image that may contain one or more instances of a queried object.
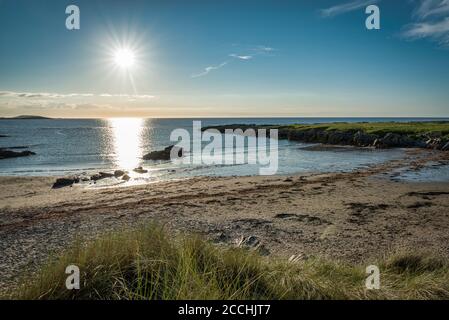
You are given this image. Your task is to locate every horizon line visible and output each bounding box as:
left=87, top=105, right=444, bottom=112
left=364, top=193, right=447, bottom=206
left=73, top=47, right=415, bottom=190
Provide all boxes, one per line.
left=1, top=115, right=449, bottom=120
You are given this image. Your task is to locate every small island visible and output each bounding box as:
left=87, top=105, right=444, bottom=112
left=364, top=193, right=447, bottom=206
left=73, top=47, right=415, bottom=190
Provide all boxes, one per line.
left=0, top=115, right=52, bottom=120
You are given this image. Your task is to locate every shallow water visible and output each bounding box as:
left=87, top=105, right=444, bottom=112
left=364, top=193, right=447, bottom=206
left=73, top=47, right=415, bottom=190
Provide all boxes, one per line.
left=0, top=118, right=443, bottom=182
left=389, top=162, right=449, bottom=183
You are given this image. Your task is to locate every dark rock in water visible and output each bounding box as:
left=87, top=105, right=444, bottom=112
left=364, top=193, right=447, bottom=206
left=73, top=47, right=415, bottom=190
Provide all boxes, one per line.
left=99, top=172, right=114, bottom=178
left=114, top=170, right=126, bottom=177
left=143, top=145, right=184, bottom=161
left=0, top=135, right=8, bottom=138
left=0, top=148, right=36, bottom=159
left=90, top=174, right=102, bottom=181
left=90, top=172, right=114, bottom=181
left=133, top=166, right=148, bottom=174
left=52, top=177, right=79, bottom=189
left=122, top=174, right=131, bottom=181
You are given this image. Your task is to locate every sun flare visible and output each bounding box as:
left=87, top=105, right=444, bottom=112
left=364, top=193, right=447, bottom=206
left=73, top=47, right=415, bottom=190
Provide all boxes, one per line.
left=113, top=48, right=136, bottom=69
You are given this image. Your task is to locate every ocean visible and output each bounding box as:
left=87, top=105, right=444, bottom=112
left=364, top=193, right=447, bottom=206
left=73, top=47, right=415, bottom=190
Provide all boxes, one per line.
left=0, top=117, right=447, bottom=182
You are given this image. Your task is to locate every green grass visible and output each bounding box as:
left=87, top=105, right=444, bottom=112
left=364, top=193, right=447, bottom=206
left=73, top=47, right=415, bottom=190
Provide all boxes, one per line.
left=205, top=121, right=449, bottom=140
left=282, top=121, right=449, bottom=137
left=10, top=224, right=449, bottom=300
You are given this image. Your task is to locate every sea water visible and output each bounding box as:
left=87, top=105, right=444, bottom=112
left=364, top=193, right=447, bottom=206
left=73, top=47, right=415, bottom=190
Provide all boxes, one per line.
left=0, top=118, right=446, bottom=182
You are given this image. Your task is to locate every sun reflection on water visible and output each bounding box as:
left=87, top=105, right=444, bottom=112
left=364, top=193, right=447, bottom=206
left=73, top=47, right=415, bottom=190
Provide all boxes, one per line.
left=109, top=118, right=144, bottom=170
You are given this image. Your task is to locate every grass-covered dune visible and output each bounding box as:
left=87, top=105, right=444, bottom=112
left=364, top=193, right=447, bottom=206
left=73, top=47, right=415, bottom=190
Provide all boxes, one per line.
left=10, top=224, right=449, bottom=300
left=204, top=121, right=449, bottom=150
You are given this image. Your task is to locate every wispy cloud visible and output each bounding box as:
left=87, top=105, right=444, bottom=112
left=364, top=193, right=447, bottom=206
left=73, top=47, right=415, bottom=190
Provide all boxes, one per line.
left=402, top=0, right=449, bottom=47
left=191, top=45, right=275, bottom=78
left=413, top=0, right=449, bottom=19
left=229, top=54, right=253, bottom=60
left=191, top=61, right=228, bottom=78
left=320, top=0, right=380, bottom=18
left=402, top=17, right=449, bottom=44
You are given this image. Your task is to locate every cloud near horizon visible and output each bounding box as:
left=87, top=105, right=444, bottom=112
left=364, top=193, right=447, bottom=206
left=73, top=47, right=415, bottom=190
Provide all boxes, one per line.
left=0, top=91, right=155, bottom=99
left=0, top=91, right=159, bottom=116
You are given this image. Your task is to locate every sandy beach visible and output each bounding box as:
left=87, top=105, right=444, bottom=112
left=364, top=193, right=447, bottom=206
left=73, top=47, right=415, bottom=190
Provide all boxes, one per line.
left=1, top=148, right=449, bottom=294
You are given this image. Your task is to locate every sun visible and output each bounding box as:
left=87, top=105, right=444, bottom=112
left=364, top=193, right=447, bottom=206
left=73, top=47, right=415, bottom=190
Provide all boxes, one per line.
left=113, top=48, right=136, bottom=69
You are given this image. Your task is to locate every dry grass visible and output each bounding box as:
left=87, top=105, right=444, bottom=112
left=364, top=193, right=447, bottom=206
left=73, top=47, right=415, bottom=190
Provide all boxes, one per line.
left=9, top=224, right=449, bottom=300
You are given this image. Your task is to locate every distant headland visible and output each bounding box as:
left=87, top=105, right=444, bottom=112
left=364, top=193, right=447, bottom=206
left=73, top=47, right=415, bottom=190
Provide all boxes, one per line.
left=0, top=115, right=52, bottom=120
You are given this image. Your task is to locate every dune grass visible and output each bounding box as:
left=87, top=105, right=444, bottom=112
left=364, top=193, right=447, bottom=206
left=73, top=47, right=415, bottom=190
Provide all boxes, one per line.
left=11, top=224, right=449, bottom=300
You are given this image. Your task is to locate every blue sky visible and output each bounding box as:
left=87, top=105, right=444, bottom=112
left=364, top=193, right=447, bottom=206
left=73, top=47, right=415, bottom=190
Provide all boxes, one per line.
left=0, top=0, right=448, bottom=118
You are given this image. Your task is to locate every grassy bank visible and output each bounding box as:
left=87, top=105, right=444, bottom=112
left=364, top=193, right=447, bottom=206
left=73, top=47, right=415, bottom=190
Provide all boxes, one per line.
left=283, top=121, right=449, bottom=137
left=11, top=224, right=449, bottom=300
left=204, top=121, right=449, bottom=149
left=206, top=121, right=449, bottom=137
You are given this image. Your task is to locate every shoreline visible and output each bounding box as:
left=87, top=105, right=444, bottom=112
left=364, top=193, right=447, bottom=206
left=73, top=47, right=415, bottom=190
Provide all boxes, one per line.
left=1, top=149, right=449, bottom=293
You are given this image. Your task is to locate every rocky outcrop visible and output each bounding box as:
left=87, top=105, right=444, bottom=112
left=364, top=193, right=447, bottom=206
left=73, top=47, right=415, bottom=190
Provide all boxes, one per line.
left=353, top=131, right=377, bottom=147
left=0, top=148, right=36, bottom=159
left=53, top=170, right=130, bottom=188
left=425, top=138, right=448, bottom=150
left=372, top=133, right=420, bottom=149
left=90, top=172, right=115, bottom=181
left=114, top=170, right=126, bottom=177
left=143, top=145, right=184, bottom=161
left=52, top=177, right=80, bottom=189
left=204, top=125, right=449, bottom=151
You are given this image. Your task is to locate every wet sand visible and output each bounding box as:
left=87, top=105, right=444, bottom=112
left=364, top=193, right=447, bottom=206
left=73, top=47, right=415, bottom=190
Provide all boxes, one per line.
left=1, top=149, right=449, bottom=293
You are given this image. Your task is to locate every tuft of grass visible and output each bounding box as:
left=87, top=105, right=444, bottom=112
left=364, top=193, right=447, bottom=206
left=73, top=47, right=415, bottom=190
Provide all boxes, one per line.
left=9, top=225, right=449, bottom=300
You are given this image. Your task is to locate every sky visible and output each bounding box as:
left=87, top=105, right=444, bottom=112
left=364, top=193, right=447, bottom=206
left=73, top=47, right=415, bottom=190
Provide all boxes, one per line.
left=0, top=0, right=449, bottom=118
